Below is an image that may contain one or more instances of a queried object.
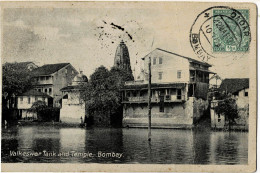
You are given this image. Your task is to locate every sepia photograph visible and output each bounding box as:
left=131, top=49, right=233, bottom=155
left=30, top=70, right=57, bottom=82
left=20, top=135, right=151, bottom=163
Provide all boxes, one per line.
left=0, top=1, right=257, bottom=172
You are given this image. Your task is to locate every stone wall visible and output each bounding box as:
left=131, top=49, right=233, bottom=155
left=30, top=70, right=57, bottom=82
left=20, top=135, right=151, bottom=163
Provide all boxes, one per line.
left=123, top=97, right=208, bottom=128
left=193, top=97, right=209, bottom=123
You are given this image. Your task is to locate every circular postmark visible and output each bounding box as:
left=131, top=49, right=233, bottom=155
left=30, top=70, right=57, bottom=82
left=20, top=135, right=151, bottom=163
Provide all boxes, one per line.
left=190, top=6, right=251, bottom=61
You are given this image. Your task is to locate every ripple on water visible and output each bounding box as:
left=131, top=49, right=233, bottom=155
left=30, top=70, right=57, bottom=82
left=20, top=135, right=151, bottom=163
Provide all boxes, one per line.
left=1, top=127, right=248, bottom=164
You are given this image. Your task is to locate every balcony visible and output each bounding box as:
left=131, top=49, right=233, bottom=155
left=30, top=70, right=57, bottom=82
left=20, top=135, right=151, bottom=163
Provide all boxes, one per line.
left=123, top=95, right=185, bottom=103
left=34, top=76, right=53, bottom=85
left=125, top=80, right=147, bottom=85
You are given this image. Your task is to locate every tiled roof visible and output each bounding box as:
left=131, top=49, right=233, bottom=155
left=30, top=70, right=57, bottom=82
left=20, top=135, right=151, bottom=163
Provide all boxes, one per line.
left=31, top=63, right=70, bottom=76
left=219, top=78, right=249, bottom=94
left=17, top=89, right=51, bottom=97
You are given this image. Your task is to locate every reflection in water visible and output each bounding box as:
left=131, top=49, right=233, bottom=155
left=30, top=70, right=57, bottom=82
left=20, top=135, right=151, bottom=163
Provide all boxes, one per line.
left=1, top=126, right=248, bottom=164
left=193, top=129, right=211, bottom=164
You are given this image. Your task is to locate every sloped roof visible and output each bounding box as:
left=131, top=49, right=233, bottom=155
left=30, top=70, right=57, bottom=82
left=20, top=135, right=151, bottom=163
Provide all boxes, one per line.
left=31, top=63, right=70, bottom=76
left=219, top=78, right=249, bottom=94
left=17, top=89, right=51, bottom=97
left=142, top=48, right=211, bottom=67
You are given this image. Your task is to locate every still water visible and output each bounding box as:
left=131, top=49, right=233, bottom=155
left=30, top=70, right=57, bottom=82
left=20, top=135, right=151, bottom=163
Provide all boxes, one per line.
left=2, top=126, right=248, bottom=164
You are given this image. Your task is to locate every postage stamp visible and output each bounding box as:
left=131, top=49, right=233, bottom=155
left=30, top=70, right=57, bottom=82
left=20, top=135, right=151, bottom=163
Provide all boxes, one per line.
left=190, top=6, right=251, bottom=61
left=0, top=1, right=257, bottom=172
left=212, top=9, right=250, bottom=52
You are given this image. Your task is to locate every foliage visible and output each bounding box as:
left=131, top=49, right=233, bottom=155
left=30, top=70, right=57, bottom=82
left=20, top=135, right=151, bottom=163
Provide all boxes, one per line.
left=29, top=100, right=60, bottom=122
left=81, top=66, right=133, bottom=126
left=215, top=94, right=238, bottom=124
left=30, top=100, right=48, bottom=113
left=2, top=62, right=34, bottom=98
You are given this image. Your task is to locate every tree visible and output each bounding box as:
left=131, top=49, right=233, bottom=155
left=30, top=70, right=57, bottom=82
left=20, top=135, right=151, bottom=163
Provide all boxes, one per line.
left=215, top=94, right=238, bottom=129
left=2, top=62, right=34, bottom=108
left=82, top=66, right=133, bottom=126
left=29, top=100, right=60, bottom=122
left=30, top=100, right=48, bottom=113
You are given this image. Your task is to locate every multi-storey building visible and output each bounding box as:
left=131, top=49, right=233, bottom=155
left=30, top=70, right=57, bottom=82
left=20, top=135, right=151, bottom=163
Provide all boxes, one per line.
left=122, top=48, right=214, bottom=128
left=17, top=89, right=52, bottom=120
left=31, top=63, right=78, bottom=107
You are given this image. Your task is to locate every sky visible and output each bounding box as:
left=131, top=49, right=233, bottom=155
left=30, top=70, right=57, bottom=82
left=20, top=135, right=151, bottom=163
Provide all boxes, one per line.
left=2, top=3, right=251, bottom=80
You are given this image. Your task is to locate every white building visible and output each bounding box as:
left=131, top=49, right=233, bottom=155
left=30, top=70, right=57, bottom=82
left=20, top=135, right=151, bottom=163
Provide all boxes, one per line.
left=17, top=89, right=52, bottom=120
left=60, top=71, right=88, bottom=123
left=210, top=78, right=249, bottom=130
left=122, top=48, right=214, bottom=128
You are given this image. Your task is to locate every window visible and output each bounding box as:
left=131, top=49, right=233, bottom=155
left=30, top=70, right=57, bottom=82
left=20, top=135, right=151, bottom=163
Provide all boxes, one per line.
left=49, top=88, right=52, bottom=95
left=153, top=57, right=156, bottom=65
left=45, top=89, right=48, bottom=93
left=159, top=57, right=163, bottom=64
left=233, top=92, right=239, bottom=96
left=245, top=91, right=248, bottom=97
left=177, top=70, right=182, bottom=79
left=158, top=72, right=163, bottom=80
left=132, top=91, right=137, bottom=97
left=20, top=97, right=23, bottom=102
left=177, top=89, right=182, bottom=100
left=28, top=97, right=31, bottom=104
left=38, top=89, right=41, bottom=92
left=65, top=69, right=68, bottom=74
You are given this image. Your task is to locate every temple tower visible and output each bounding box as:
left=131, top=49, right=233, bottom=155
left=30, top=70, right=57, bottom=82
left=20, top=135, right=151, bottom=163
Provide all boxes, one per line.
left=114, top=40, right=132, bottom=73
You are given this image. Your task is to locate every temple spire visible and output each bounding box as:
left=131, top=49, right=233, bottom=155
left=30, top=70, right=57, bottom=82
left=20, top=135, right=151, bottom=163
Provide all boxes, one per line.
left=114, top=40, right=132, bottom=74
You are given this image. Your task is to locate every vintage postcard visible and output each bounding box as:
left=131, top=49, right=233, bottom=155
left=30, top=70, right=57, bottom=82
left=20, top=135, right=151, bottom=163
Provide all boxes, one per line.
left=0, top=1, right=257, bottom=172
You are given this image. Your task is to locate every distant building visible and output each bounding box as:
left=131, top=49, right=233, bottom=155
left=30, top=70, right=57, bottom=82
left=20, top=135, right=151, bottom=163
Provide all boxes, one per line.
left=209, top=74, right=222, bottom=89
left=122, top=48, right=214, bottom=128
left=31, top=63, right=78, bottom=107
left=114, top=40, right=133, bottom=74
left=218, top=78, right=249, bottom=108
left=60, top=71, right=88, bottom=123
left=17, top=89, right=52, bottom=120
left=16, top=61, right=38, bottom=71
left=210, top=78, right=249, bottom=130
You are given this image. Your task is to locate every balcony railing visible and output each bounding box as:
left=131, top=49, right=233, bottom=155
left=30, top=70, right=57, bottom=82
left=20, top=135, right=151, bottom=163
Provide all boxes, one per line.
left=123, top=95, right=185, bottom=103
left=125, top=80, right=147, bottom=85
left=37, top=79, right=53, bottom=85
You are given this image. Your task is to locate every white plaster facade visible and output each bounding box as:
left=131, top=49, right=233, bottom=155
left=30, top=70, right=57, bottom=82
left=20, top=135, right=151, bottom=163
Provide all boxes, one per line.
left=235, top=88, right=249, bottom=108
left=123, top=48, right=212, bottom=128
left=60, top=91, right=85, bottom=123
left=17, top=91, right=50, bottom=119
left=60, top=71, right=88, bottom=123
left=210, top=88, right=249, bottom=130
